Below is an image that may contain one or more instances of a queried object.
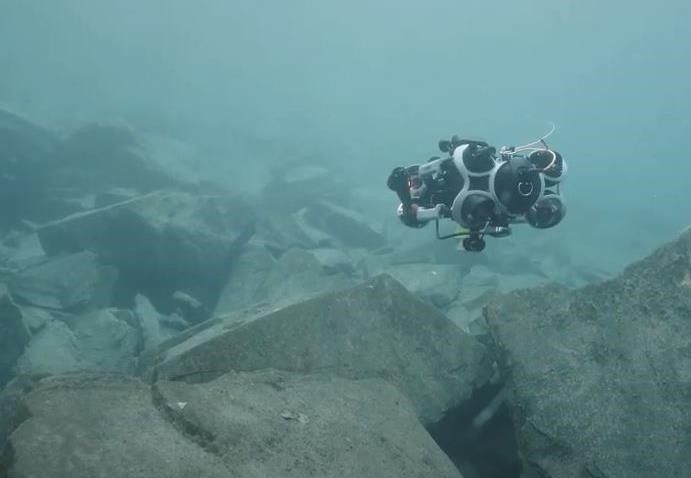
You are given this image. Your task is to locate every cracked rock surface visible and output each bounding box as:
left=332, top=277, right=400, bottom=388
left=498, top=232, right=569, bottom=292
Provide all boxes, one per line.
left=156, top=369, right=462, bottom=477
left=1, top=374, right=230, bottom=478
left=1, top=371, right=462, bottom=478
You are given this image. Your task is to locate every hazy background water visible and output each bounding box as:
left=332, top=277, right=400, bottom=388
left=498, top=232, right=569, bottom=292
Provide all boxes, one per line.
left=2, top=0, right=689, bottom=271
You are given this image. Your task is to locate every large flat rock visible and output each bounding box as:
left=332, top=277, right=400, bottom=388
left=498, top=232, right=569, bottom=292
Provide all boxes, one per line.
left=1, top=371, right=462, bottom=478
left=485, top=228, right=691, bottom=478
left=153, top=274, right=494, bottom=426
left=156, top=369, right=463, bottom=477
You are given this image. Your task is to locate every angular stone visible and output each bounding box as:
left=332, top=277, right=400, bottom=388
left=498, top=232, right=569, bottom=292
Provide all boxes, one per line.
left=213, top=246, right=356, bottom=319
left=309, top=247, right=358, bottom=275
left=260, top=163, right=348, bottom=215
left=9, top=251, right=117, bottom=313
left=444, top=301, right=488, bottom=336
left=69, top=309, right=141, bottom=374
left=212, top=244, right=277, bottom=316
left=155, top=274, right=494, bottom=426
left=15, top=321, right=81, bottom=377
left=485, top=229, right=691, bottom=478
left=300, top=201, right=386, bottom=250
left=0, top=232, right=46, bottom=271
left=255, top=211, right=324, bottom=250
left=378, top=263, right=464, bottom=308
left=19, top=306, right=53, bottom=334
left=462, top=265, right=499, bottom=288
left=135, top=294, right=176, bottom=352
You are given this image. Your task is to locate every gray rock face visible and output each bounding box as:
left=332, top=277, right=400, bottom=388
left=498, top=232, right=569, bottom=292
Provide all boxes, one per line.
left=0, top=286, right=29, bottom=387
left=485, top=229, right=691, bottom=478
left=155, top=274, right=494, bottom=426
left=9, top=251, right=117, bottom=312
left=1, top=371, right=462, bottom=478
left=36, top=191, right=255, bottom=312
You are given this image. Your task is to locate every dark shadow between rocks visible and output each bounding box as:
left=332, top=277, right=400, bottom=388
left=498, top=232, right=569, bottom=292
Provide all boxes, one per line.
left=427, top=380, right=521, bottom=478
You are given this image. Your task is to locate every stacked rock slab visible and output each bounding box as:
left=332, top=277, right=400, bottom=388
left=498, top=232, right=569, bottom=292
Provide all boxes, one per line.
left=152, top=273, right=495, bottom=426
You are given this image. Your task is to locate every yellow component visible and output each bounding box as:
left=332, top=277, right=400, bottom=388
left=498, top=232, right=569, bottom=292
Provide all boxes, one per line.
left=456, top=225, right=470, bottom=234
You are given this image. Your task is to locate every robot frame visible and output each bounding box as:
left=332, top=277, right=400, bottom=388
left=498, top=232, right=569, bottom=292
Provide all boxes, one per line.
left=387, top=125, right=567, bottom=252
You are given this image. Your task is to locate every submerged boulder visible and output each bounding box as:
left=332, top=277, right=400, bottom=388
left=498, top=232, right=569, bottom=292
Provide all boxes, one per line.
left=36, top=191, right=255, bottom=314
left=485, top=228, right=691, bottom=478
left=153, top=274, right=494, bottom=426
left=0, top=372, right=462, bottom=478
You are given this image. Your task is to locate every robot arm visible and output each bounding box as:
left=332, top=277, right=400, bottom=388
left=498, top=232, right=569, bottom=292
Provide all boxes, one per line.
left=386, top=167, right=413, bottom=209
left=387, top=165, right=448, bottom=228
left=395, top=203, right=447, bottom=228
